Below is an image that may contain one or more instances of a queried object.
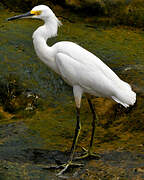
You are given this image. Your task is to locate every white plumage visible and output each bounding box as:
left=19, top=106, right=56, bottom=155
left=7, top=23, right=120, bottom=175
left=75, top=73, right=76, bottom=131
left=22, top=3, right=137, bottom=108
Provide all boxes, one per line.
left=8, top=5, right=136, bottom=175
left=29, top=5, right=136, bottom=108
left=54, top=41, right=136, bottom=107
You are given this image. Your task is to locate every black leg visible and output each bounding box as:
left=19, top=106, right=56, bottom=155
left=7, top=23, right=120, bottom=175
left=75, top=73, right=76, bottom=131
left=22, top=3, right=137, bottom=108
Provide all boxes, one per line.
left=57, top=107, right=82, bottom=175
left=75, top=98, right=100, bottom=159
left=87, top=98, right=98, bottom=151
left=69, top=107, right=81, bottom=161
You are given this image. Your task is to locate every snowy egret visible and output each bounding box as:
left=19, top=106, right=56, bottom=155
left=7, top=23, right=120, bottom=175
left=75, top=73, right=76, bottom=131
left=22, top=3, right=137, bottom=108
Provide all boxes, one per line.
left=8, top=5, right=136, bottom=175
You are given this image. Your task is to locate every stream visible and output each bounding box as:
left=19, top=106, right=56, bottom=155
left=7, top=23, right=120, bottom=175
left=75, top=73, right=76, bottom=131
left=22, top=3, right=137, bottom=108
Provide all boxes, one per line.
left=0, top=5, right=144, bottom=179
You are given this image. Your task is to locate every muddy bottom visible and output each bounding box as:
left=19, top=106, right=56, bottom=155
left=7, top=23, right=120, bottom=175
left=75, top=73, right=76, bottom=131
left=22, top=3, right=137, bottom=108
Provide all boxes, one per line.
left=0, top=122, right=143, bottom=180
left=0, top=5, right=144, bottom=180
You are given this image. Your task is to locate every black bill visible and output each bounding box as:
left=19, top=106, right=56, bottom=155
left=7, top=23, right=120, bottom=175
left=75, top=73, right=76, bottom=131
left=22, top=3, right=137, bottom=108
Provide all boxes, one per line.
left=7, top=12, right=34, bottom=21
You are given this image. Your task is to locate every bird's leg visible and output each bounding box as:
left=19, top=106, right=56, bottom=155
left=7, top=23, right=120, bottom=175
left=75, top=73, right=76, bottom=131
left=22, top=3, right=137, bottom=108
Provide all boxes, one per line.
left=56, top=107, right=83, bottom=176
left=44, top=86, right=83, bottom=175
left=76, top=98, right=100, bottom=159
left=88, top=98, right=98, bottom=154
left=69, top=107, right=81, bottom=161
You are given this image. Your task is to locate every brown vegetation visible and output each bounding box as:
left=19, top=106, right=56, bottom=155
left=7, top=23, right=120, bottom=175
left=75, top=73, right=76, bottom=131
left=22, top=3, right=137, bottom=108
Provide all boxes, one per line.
left=1, top=0, right=144, bottom=27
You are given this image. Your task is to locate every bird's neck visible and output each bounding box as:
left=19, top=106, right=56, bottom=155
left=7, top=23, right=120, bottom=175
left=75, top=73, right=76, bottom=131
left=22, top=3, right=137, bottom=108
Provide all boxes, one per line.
left=33, top=18, right=59, bottom=41
left=32, top=18, right=60, bottom=73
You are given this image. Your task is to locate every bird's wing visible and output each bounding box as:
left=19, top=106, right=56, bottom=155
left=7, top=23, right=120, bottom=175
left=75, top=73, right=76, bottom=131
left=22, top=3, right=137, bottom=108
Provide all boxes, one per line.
left=54, top=41, right=125, bottom=87
left=54, top=42, right=136, bottom=107
left=55, top=52, right=118, bottom=97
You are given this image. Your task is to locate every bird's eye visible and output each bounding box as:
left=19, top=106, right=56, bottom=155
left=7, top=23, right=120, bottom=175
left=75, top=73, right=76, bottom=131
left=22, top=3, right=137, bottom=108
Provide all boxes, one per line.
left=30, top=10, right=42, bottom=16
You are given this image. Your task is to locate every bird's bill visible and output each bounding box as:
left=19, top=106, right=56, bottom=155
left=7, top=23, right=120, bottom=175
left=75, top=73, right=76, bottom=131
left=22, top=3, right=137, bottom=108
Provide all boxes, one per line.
left=7, top=11, right=34, bottom=21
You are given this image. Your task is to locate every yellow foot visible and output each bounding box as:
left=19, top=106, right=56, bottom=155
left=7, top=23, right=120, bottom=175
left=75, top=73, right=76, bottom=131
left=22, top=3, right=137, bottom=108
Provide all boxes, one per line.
left=75, top=147, right=100, bottom=160
left=43, top=161, right=83, bottom=176
left=56, top=161, right=83, bottom=176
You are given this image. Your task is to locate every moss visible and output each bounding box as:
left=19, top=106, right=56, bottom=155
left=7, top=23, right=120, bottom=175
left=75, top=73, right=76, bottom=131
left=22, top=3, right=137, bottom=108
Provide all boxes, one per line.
left=0, top=7, right=144, bottom=179
left=1, top=0, right=144, bottom=27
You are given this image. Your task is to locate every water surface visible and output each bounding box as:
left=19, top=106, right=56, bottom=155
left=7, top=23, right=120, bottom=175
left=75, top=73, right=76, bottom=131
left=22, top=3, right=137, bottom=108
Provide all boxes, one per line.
left=0, top=6, right=144, bottom=179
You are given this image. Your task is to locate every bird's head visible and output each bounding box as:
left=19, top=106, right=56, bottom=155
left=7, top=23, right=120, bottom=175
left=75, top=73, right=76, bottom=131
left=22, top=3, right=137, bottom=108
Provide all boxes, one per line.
left=8, top=5, right=57, bottom=22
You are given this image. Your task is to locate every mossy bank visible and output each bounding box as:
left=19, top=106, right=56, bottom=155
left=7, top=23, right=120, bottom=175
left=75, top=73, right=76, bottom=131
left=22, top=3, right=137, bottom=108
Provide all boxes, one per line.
left=0, top=3, right=144, bottom=179
left=1, top=0, right=144, bottom=27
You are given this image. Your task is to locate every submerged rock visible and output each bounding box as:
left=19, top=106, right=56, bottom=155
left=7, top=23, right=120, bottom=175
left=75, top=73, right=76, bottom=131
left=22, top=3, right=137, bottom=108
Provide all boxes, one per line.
left=0, top=74, right=39, bottom=114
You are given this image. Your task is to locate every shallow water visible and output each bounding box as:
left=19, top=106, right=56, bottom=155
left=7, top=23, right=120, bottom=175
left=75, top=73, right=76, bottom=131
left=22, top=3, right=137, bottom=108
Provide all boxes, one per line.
left=0, top=5, right=144, bottom=179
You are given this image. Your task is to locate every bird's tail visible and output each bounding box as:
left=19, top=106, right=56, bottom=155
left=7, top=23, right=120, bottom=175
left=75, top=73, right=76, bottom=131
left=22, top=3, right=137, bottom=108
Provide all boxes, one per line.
left=111, top=81, right=136, bottom=108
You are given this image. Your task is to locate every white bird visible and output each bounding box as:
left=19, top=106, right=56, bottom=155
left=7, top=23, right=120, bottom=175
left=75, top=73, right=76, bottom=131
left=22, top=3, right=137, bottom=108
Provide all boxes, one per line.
left=8, top=5, right=136, bottom=175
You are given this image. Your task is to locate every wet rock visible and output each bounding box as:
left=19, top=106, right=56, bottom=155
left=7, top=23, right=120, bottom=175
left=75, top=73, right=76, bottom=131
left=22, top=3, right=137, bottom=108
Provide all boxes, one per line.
left=0, top=74, right=39, bottom=114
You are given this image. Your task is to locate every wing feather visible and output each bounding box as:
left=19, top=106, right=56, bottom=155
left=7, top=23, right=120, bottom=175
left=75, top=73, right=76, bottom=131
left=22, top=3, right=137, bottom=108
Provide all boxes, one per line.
left=54, top=41, right=122, bottom=83
left=54, top=41, right=136, bottom=107
left=56, top=52, right=118, bottom=97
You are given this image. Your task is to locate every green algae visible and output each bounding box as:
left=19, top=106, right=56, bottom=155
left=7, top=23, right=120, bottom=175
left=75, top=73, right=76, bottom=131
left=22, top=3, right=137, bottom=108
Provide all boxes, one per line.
left=0, top=6, right=144, bottom=179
